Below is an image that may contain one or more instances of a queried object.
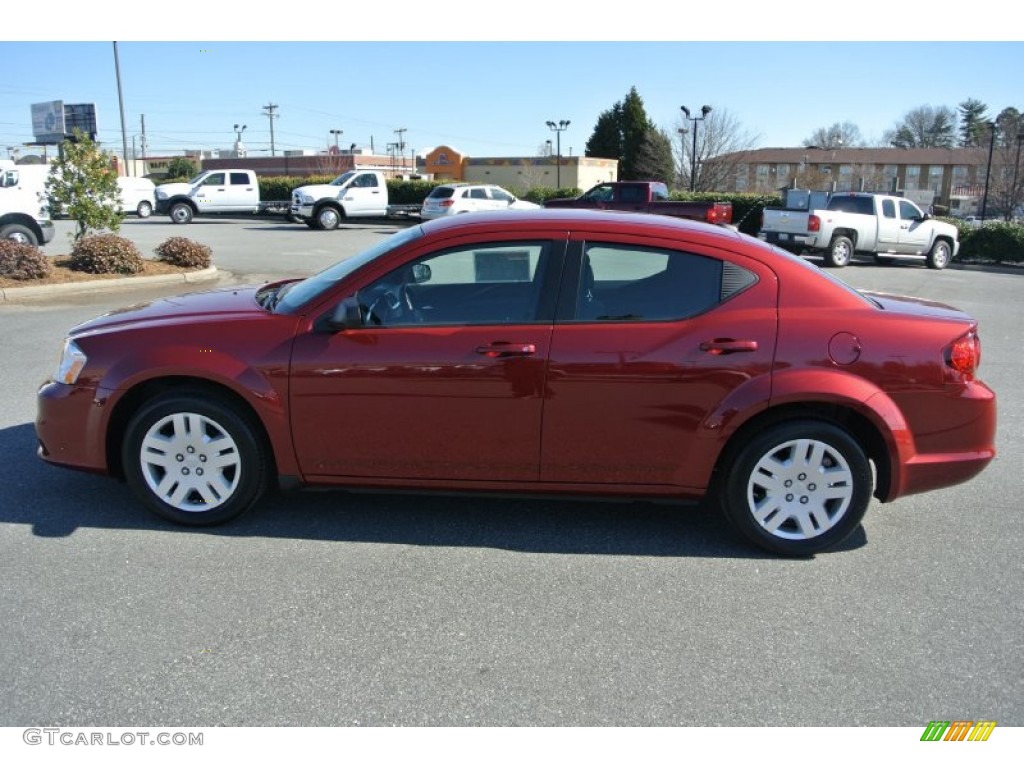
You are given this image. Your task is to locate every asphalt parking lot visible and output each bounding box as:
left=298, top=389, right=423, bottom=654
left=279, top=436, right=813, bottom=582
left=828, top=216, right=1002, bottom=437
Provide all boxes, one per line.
left=0, top=216, right=1021, bottom=726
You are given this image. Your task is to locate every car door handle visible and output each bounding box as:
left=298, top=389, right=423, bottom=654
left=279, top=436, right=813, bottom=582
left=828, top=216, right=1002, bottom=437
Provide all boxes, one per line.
left=475, top=342, right=537, bottom=358
left=700, top=339, right=758, bottom=355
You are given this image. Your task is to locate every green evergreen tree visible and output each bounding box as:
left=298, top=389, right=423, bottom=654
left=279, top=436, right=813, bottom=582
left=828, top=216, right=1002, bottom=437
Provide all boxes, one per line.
left=46, top=131, right=123, bottom=242
left=958, top=98, right=989, bottom=147
left=634, top=126, right=675, bottom=185
left=585, top=86, right=658, bottom=180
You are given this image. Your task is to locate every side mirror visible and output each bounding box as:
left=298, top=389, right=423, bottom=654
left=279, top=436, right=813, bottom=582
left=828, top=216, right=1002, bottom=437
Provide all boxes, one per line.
left=324, top=296, right=364, bottom=331
left=410, top=263, right=432, bottom=283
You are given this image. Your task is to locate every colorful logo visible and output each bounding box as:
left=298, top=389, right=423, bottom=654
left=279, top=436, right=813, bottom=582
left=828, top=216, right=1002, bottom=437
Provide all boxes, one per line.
left=921, top=721, right=996, bottom=742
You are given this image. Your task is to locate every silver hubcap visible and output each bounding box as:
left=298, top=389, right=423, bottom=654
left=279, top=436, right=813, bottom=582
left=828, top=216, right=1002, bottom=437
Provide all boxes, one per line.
left=746, top=438, right=854, bottom=540
left=934, top=246, right=949, bottom=266
left=6, top=231, right=30, bottom=244
left=172, top=207, right=190, bottom=223
left=833, top=242, right=850, bottom=263
left=319, top=209, right=339, bottom=228
left=139, top=412, right=241, bottom=512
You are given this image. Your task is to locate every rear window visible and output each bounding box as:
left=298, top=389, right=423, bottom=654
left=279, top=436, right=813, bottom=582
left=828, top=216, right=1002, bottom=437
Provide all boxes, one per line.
left=827, top=196, right=873, bottom=215
left=427, top=186, right=457, bottom=200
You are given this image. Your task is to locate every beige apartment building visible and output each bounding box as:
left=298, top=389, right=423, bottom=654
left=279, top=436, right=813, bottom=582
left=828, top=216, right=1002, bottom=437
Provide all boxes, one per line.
left=722, top=146, right=1019, bottom=216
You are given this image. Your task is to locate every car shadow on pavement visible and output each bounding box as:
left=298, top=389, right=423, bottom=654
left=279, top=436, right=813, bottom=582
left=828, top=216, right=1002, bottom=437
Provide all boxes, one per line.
left=2, top=422, right=866, bottom=559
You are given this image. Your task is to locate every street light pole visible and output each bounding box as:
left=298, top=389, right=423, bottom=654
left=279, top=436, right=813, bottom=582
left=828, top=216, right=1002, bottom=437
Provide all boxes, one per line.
left=546, top=119, right=570, bottom=189
left=677, top=128, right=687, bottom=188
left=980, top=121, right=997, bottom=222
left=233, top=124, right=247, bottom=158
left=329, top=129, right=343, bottom=152
left=680, top=104, right=711, bottom=192
left=1011, top=131, right=1024, bottom=220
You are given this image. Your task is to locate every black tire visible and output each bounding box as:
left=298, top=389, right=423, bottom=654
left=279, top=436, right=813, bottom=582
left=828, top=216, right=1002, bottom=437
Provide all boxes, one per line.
left=136, top=200, right=153, bottom=218
left=926, top=240, right=951, bottom=270
left=169, top=201, right=194, bottom=224
left=122, top=392, right=269, bottom=526
left=824, top=235, right=853, bottom=268
left=315, top=205, right=342, bottom=231
left=0, top=223, right=39, bottom=246
left=719, top=420, right=872, bottom=556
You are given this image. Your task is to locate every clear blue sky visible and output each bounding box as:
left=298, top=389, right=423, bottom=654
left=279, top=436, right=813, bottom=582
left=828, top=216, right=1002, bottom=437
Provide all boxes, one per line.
left=2, top=20, right=1020, bottom=161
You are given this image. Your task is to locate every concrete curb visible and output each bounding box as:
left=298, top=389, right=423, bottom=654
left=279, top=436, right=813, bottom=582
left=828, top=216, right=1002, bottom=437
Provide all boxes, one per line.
left=0, top=266, right=223, bottom=302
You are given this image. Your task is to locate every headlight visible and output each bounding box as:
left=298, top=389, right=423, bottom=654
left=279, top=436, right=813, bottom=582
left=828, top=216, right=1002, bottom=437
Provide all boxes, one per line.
left=155, top=190, right=167, bottom=200
left=55, top=339, right=88, bottom=385
left=298, top=194, right=315, bottom=205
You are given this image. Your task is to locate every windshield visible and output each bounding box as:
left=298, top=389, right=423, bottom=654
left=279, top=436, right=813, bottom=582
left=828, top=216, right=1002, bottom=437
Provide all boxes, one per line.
left=274, top=225, right=424, bottom=313
left=329, top=171, right=357, bottom=187
left=760, top=240, right=878, bottom=307
left=187, top=173, right=207, bottom=185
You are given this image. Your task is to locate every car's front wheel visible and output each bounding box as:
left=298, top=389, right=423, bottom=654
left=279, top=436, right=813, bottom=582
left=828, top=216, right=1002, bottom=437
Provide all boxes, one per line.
left=315, top=206, right=342, bottom=230
left=169, top=202, right=194, bottom=224
left=927, top=240, right=951, bottom=270
left=0, top=223, right=38, bottom=246
left=123, top=392, right=269, bottom=526
left=719, top=421, right=871, bottom=556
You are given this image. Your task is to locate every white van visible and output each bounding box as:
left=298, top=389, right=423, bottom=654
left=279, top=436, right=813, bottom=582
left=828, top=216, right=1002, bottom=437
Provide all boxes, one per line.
left=117, top=176, right=156, bottom=218
left=0, top=160, right=55, bottom=246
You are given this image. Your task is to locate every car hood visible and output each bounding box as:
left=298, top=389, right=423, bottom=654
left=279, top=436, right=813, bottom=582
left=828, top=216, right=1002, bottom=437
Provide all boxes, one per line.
left=293, top=184, right=342, bottom=199
left=155, top=182, right=193, bottom=198
left=862, top=291, right=975, bottom=322
left=70, top=285, right=266, bottom=337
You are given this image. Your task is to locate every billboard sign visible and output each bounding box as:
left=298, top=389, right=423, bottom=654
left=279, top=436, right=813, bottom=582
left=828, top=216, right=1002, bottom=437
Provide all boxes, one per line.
left=31, top=100, right=65, bottom=144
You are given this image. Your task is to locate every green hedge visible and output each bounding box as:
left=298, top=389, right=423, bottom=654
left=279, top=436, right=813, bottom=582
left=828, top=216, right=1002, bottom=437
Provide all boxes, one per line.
left=955, top=220, right=1024, bottom=264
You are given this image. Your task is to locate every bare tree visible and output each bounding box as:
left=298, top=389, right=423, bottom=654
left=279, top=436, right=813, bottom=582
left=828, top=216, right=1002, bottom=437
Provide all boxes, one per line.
left=675, top=108, right=760, bottom=193
left=802, top=121, right=863, bottom=149
left=884, top=105, right=957, bottom=148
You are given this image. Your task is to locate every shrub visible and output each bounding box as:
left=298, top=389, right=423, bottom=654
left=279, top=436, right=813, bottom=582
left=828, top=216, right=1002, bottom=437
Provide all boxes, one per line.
left=957, top=221, right=1024, bottom=264
left=0, top=240, right=52, bottom=280
left=154, top=237, right=212, bottom=269
left=68, top=234, right=144, bottom=275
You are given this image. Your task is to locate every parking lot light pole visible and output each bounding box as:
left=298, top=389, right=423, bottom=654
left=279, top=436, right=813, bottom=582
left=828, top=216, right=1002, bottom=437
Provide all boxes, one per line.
left=980, top=121, right=997, bottom=223
left=546, top=120, right=570, bottom=189
left=1011, top=132, right=1024, bottom=219
left=680, top=105, right=711, bottom=192
left=330, top=129, right=343, bottom=152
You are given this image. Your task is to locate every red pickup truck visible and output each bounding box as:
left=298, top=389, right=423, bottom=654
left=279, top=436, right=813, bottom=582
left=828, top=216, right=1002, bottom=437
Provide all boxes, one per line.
left=542, top=181, right=733, bottom=225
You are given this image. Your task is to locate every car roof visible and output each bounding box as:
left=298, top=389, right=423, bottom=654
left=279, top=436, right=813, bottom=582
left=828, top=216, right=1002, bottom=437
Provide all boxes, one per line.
left=418, top=208, right=744, bottom=242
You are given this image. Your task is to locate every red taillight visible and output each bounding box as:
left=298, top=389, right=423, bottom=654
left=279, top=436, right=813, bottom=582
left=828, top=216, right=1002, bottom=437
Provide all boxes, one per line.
left=808, top=214, right=821, bottom=233
left=946, top=331, right=981, bottom=379
left=706, top=203, right=733, bottom=225
left=440, top=200, right=454, bottom=208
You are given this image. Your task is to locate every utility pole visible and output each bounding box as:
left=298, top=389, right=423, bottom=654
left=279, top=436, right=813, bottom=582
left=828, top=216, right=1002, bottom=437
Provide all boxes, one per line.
left=140, top=114, right=147, bottom=161
left=263, top=102, right=279, bottom=157
left=395, top=127, right=407, bottom=173
left=113, top=42, right=130, bottom=175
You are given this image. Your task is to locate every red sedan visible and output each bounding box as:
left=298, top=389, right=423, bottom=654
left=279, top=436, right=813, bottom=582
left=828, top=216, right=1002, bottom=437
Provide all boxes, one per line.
left=35, top=210, right=996, bottom=555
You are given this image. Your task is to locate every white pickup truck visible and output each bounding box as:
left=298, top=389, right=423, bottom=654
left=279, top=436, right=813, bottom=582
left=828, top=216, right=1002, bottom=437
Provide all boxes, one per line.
left=760, top=192, right=959, bottom=269
left=290, top=170, right=392, bottom=230
left=155, top=169, right=261, bottom=224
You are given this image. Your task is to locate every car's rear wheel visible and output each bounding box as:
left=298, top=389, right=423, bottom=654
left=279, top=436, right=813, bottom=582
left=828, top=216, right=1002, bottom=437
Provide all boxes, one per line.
left=824, top=236, right=853, bottom=268
left=927, top=240, right=951, bottom=270
left=123, top=392, right=268, bottom=526
left=136, top=200, right=153, bottom=218
left=719, top=420, right=871, bottom=556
